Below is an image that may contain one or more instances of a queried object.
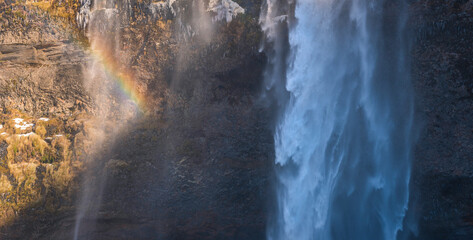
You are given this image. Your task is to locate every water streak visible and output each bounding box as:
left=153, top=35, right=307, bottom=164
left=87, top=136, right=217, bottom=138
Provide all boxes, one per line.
left=73, top=1, right=136, bottom=239
left=262, top=0, right=415, bottom=239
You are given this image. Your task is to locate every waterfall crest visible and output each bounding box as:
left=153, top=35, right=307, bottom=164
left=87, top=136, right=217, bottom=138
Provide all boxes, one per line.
left=262, top=0, right=415, bottom=239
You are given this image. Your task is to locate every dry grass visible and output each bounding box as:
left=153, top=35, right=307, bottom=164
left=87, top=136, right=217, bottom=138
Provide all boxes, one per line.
left=51, top=136, right=71, bottom=162
left=8, top=161, right=39, bottom=190
left=35, top=125, right=47, bottom=138
left=0, top=174, right=12, bottom=193
left=26, top=0, right=79, bottom=21
left=0, top=109, right=88, bottom=225
left=5, top=134, right=49, bottom=163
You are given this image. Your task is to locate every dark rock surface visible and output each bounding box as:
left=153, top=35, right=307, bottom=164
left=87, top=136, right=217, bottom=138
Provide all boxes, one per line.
left=410, top=0, right=473, bottom=239
left=0, top=0, right=472, bottom=239
left=1, top=0, right=273, bottom=239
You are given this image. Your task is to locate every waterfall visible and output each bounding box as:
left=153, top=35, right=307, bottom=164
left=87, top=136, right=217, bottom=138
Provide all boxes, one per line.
left=73, top=1, right=134, bottom=239
left=262, top=0, right=415, bottom=239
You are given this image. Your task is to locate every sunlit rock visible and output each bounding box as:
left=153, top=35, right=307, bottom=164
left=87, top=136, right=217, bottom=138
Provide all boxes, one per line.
left=149, top=0, right=177, bottom=18
left=207, top=0, right=245, bottom=23
left=77, top=0, right=92, bottom=29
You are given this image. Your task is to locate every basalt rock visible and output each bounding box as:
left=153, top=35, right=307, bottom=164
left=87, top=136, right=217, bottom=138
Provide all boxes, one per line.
left=1, top=0, right=272, bottom=239
left=0, top=0, right=472, bottom=239
left=410, top=0, right=473, bottom=239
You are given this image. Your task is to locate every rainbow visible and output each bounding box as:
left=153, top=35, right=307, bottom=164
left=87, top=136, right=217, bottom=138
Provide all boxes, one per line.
left=23, top=3, right=149, bottom=112
left=87, top=38, right=148, bottom=112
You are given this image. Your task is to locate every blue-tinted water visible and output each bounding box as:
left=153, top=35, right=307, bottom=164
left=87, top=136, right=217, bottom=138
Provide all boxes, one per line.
left=262, top=1, right=415, bottom=239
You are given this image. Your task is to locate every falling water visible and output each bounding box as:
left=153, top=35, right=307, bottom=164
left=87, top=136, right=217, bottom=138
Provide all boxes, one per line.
left=262, top=0, right=415, bottom=239
left=73, top=0, right=135, bottom=239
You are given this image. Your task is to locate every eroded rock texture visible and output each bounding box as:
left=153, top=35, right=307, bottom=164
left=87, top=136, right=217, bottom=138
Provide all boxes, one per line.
left=410, top=0, right=473, bottom=239
left=0, top=0, right=472, bottom=239
left=1, top=0, right=272, bottom=239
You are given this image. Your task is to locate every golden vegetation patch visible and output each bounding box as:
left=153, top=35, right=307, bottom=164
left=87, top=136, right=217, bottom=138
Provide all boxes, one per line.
left=26, top=0, right=80, bottom=22
left=0, top=109, right=93, bottom=226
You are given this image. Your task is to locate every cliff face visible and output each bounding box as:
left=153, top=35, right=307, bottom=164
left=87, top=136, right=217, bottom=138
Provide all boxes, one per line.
left=1, top=0, right=272, bottom=239
left=410, top=0, right=473, bottom=239
left=68, top=1, right=272, bottom=239
left=0, top=0, right=472, bottom=239
left=0, top=1, right=90, bottom=115
left=0, top=1, right=91, bottom=236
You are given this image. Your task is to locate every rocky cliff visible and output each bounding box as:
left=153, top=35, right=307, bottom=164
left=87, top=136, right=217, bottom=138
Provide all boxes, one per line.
left=0, top=1, right=90, bottom=237
left=410, top=0, right=473, bottom=239
left=0, top=0, right=471, bottom=239
left=1, top=0, right=272, bottom=239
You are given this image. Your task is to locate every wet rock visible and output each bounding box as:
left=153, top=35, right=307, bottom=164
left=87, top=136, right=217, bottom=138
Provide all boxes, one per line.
left=410, top=0, right=473, bottom=239
left=0, top=141, right=7, bottom=160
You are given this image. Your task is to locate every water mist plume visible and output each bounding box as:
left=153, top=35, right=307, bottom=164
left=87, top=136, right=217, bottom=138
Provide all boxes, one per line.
left=73, top=1, right=138, bottom=239
left=261, top=0, right=415, bottom=239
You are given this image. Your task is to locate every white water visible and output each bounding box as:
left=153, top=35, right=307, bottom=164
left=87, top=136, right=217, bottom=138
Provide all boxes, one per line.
left=262, top=0, right=415, bottom=239
left=73, top=1, right=130, bottom=239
